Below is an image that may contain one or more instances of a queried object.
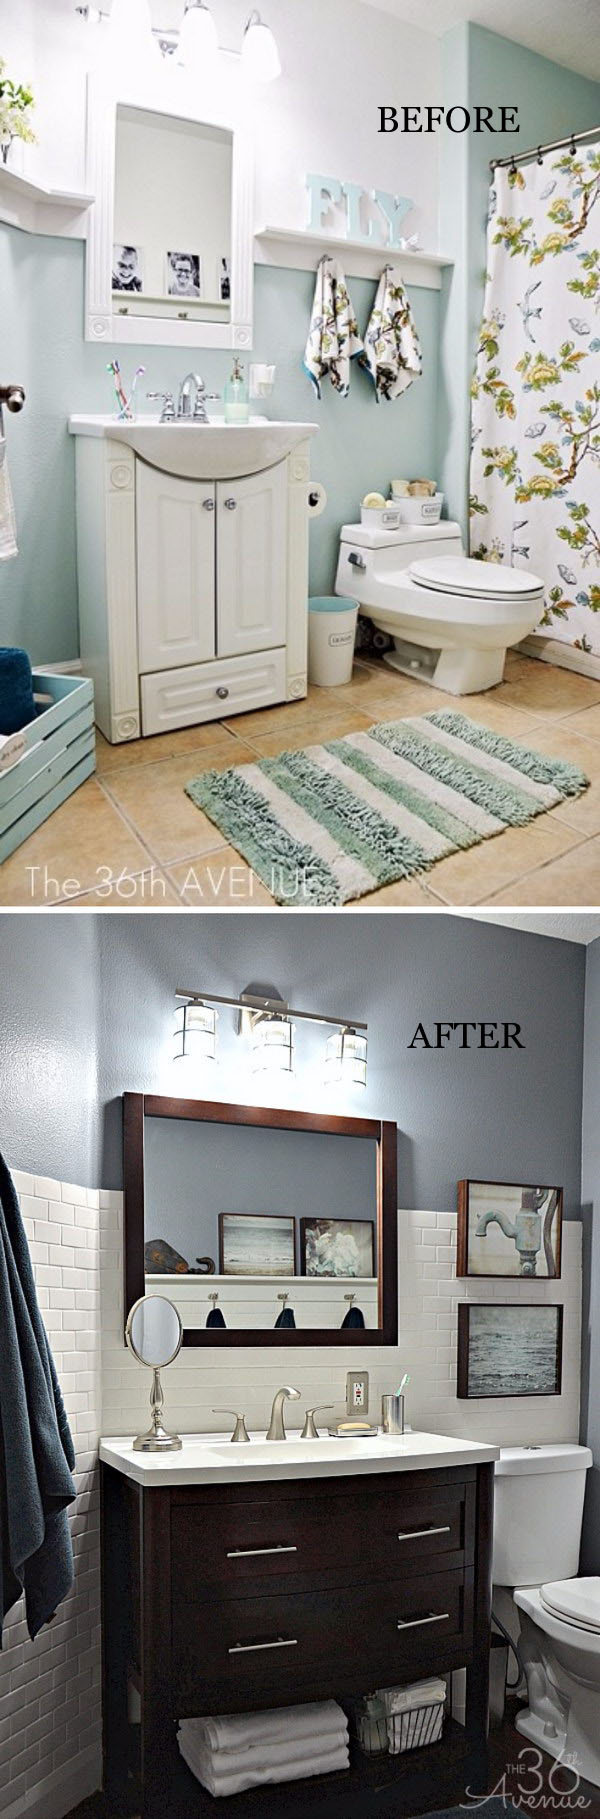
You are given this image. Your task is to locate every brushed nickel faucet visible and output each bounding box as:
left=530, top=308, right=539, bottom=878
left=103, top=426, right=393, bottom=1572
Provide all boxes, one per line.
left=266, top=1386, right=301, bottom=1442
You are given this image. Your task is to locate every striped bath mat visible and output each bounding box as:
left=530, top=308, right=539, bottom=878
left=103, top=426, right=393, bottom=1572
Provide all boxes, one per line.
left=185, top=711, right=588, bottom=906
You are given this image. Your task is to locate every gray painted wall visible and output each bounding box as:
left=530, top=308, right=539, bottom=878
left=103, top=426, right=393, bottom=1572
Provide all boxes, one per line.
left=581, top=937, right=600, bottom=1570
left=145, top=1117, right=378, bottom=1267
left=0, top=916, right=98, bottom=1185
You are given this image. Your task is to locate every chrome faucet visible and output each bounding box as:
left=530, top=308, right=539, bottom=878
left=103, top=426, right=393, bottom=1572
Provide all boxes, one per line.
left=266, top=1385, right=301, bottom=1442
left=177, top=372, right=220, bottom=424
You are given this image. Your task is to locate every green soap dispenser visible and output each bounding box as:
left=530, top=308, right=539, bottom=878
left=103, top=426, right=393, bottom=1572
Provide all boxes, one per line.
left=224, top=358, right=249, bottom=425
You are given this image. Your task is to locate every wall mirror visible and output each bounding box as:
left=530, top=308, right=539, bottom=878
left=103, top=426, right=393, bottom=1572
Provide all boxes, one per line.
left=85, top=80, right=253, bottom=349
left=123, top=1095, right=398, bottom=1346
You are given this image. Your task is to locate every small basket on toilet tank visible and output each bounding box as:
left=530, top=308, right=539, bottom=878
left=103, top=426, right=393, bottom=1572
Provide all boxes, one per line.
left=394, top=493, right=444, bottom=526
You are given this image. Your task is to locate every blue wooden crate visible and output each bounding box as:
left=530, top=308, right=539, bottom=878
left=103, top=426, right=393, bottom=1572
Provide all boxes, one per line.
left=0, top=672, right=95, bottom=865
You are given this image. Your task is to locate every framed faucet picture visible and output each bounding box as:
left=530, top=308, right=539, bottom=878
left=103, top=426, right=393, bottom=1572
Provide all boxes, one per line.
left=457, top=1179, right=563, bottom=1279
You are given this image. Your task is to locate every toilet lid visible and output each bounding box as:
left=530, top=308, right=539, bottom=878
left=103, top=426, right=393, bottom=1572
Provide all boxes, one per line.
left=409, top=556, right=544, bottom=600
left=541, top=1578, right=600, bottom=1631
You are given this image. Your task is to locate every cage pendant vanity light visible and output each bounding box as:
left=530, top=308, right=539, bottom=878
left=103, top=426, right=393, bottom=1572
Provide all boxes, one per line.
left=174, top=987, right=367, bottom=1083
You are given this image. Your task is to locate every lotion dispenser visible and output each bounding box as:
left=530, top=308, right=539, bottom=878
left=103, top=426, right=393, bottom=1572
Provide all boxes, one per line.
left=224, top=357, right=249, bottom=424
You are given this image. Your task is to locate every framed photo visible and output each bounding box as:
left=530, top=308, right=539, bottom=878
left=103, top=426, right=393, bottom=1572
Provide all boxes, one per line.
left=457, top=1180, right=562, bottom=1279
left=457, top=1303, right=563, bottom=1399
left=219, top=256, right=231, bottom=302
left=112, top=243, right=143, bottom=293
left=166, top=250, right=202, bottom=299
left=300, top=1218, right=375, bottom=1279
left=218, top=1213, right=295, bottom=1277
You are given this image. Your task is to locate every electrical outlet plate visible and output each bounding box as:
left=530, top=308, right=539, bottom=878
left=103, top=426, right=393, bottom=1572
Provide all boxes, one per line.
left=346, top=1370, right=369, bottom=1416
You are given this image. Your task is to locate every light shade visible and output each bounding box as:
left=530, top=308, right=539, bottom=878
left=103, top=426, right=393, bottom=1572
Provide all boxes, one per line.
left=173, top=1000, right=217, bottom=1063
left=242, top=9, right=281, bottom=81
left=251, top=1014, right=294, bottom=1074
left=324, top=1027, right=367, bottom=1088
left=178, top=0, right=219, bottom=70
left=109, top=0, right=154, bottom=54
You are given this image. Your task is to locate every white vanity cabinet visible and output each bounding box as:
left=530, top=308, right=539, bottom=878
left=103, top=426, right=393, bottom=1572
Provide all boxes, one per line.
left=70, top=419, right=317, bottom=743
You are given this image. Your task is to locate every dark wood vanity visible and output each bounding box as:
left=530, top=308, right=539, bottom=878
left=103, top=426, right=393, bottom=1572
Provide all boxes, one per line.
left=101, top=1455, right=494, bottom=1819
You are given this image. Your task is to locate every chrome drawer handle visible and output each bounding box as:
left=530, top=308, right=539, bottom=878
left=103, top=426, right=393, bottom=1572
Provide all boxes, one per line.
left=228, top=1637, right=298, bottom=1655
left=226, top=1544, right=298, bottom=1558
left=224, top=497, right=237, bottom=510
left=397, top=1525, right=451, bottom=1541
left=397, top=1611, right=450, bottom=1631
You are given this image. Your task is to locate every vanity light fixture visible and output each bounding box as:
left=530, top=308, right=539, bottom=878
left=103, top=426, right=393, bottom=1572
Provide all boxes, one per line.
left=173, top=988, right=367, bottom=1084
left=76, top=0, right=282, bottom=79
left=173, top=998, right=218, bottom=1063
left=323, top=1026, right=368, bottom=1090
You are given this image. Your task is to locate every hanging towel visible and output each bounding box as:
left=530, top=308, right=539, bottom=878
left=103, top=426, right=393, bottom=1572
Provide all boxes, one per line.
left=206, top=1304, right=226, bottom=1328
left=0, top=443, right=18, bottom=560
left=275, top=1304, right=296, bottom=1328
left=303, top=258, right=363, bottom=399
left=341, top=1301, right=365, bottom=1328
left=359, top=267, right=422, bottom=401
left=0, top=1151, right=76, bottom=1644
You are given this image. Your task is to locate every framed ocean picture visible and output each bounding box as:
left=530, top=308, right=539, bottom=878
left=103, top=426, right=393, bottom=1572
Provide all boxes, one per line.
left=457, top=1180, right=563, bottom=1279
left=457, top=1303, right=563, bottom=1399
left=218, top=1213, right=295, bottom=1277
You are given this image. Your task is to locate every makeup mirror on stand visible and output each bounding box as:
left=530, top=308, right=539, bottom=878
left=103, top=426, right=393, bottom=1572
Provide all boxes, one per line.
left=125, top=1294, right=183, bottom=1452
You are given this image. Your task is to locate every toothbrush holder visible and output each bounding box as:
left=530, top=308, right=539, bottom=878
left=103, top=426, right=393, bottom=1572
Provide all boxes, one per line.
left=381, top=1393, right=405, bottom=1436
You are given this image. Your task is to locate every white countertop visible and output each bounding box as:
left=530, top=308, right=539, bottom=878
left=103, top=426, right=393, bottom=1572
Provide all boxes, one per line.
left=99, top=1429, right=500, bottom=1488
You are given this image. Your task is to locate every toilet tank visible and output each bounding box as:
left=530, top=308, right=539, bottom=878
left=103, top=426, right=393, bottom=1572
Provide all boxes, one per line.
left=335, top=521, right=463, bottom=597
left=493, top=1444, right=592, bottom=1587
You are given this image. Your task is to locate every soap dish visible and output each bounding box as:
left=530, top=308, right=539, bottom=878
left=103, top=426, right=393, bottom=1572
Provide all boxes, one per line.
left=328, top=1421, right=379, bottom=1437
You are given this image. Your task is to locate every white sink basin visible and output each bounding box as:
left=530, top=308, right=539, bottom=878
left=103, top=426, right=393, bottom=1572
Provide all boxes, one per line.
left=100, top=1428, right=500, bottom=1487
left=69, top=413, right=318, bottom=480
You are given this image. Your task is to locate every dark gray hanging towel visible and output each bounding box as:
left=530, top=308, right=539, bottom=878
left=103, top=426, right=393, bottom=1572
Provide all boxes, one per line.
left=0, top=1151, right=76, bottom=1643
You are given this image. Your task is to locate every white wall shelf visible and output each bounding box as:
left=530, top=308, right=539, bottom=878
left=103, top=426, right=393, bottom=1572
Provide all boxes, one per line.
left=0, top=166, right=93, bottom=237
left=254, top=226, right=453, bottom=292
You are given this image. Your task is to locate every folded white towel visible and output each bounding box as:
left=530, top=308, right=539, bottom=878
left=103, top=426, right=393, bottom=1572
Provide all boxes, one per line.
left=0, top=444, right=18, bottom=561
left=181, top=1699, right=347, bottom=1754
left=379, top=1677, right=446, bottom=1714
left=178, top=1734, right=350, bottom=1797
left=359, top=266, right=422, bottom=401
left=178, top=1725, right=348, bottom=1777
left=303, top=259, right=363, bottom=400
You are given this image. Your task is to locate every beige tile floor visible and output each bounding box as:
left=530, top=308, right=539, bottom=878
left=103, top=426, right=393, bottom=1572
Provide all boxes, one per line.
left=3, top=651, right=600, bottom=909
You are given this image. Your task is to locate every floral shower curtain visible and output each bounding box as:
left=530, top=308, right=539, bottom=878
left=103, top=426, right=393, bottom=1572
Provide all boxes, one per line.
left=470, top=140, right=600, bottom=656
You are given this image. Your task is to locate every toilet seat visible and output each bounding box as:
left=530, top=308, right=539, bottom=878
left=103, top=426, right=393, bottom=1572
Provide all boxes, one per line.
left=540, top=1577, right=600, bottom=1633
left=409, top=555, right=544, bottom=602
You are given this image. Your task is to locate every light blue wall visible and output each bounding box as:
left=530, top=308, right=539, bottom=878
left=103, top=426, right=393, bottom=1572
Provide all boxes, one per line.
left=0, top=227, right=440, bottom=662
left=438, top=24, right=600, bottom=532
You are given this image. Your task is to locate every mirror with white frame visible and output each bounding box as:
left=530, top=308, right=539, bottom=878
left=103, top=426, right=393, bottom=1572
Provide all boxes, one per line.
left=85, top=80, right=253, bottom=350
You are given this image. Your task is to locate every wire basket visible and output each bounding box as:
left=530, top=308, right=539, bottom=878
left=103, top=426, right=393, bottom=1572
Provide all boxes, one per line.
left=387, top=1700, right=445, bottom=1755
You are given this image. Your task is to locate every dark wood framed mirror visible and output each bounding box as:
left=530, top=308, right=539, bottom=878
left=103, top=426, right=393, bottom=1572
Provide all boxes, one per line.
left=123, top=1094, right=398, bottom=1347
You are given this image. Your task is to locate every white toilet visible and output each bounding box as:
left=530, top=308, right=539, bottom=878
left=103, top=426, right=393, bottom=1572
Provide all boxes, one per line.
left=335, top=521, right=545, bottom=695
left=493, top=1444, right=599, bottom=1784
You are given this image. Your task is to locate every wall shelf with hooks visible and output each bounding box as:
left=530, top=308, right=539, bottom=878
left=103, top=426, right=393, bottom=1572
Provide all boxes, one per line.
left=254, top=226, right=453, bottom=291
left=0, top=166, right=93, bottom=238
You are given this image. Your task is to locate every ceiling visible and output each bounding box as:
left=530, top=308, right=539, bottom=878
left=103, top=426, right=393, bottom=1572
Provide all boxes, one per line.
left=358, top=0, right=600, bottom=83
left=461, top=912, right=600, bottom=945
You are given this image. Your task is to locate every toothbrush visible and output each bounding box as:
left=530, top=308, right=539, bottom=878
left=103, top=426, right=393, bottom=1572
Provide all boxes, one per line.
left=130, top=365, right=145, bottom=414
left=397, top=1373, right=410, bottom=1395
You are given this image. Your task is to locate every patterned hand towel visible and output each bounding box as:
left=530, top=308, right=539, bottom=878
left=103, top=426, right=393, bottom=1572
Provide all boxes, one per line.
left=360, top=266, right=422, bottom=400
left=303, top=258, right=363, bottom=399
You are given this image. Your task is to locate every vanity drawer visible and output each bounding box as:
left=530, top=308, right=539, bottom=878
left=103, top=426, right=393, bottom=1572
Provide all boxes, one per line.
left=172, top=1568, right=468, bottom=1703
left=140, top=646, right=287, bottom=735
left=171, top=1476, right=473, bottom=1592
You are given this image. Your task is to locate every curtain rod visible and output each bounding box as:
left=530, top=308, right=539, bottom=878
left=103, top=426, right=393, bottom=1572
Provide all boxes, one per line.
left=490, top=122, right=600, bottom=171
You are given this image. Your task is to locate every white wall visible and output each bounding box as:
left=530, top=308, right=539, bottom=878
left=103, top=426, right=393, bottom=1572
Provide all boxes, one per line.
left=4, top=0, right=440, bottom=251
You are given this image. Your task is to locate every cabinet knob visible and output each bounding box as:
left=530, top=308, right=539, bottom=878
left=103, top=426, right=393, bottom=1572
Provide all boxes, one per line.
left=216, top=686, right=229, bottom=699
left=224, top=497, right=237, bottom=510
left=203, top=498, right=215, bottom=511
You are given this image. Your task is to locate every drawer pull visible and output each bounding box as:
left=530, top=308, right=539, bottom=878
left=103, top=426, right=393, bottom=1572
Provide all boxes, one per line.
left=228, top=1637, right=298, bottom=1655
left=397, top=1525, right=451, bottom=1541
left=216, top=686, right=230, bottom=699
left=226, top=1545, right=298, bottom=1559
left=397, top=1611, right=450, bottom=1631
